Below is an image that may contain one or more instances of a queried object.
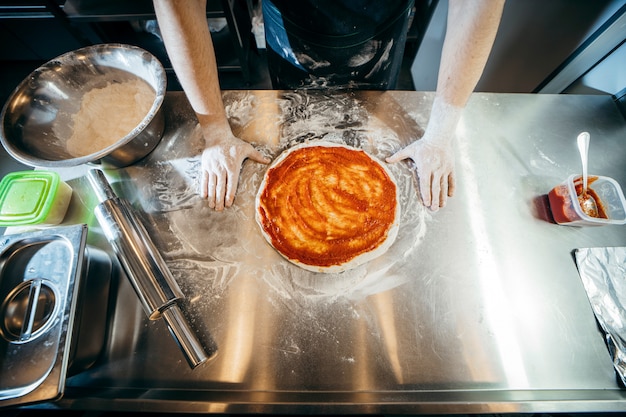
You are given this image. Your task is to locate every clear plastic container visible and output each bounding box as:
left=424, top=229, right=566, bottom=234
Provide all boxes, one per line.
left=0, top=171, right=73, bottom=227
left=548, top=174, right=626, bottom=226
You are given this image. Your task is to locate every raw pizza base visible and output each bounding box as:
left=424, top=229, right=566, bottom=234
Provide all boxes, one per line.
left=255, top=141, right=401, bottom=273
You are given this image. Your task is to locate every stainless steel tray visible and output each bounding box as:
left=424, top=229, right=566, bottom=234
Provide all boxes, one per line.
left=0, top=224, right=111, bottom=407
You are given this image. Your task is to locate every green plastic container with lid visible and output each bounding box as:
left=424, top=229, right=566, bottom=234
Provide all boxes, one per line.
left=0, top=170, right=73, bottom=227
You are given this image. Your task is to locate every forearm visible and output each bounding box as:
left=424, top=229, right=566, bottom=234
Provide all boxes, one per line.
left=153, top=0, right=231, bottom=143
left=437, top=0, right=505, bottom=108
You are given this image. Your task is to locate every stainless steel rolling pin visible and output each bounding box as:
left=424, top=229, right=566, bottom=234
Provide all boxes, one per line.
left=87, top=169, right=209, bottom=369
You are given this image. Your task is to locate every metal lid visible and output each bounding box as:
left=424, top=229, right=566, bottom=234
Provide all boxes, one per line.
left=0, top=224, right=88, bottom=407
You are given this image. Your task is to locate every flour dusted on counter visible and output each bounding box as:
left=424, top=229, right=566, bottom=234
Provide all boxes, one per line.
left=65, top=79, right=155, bottom=157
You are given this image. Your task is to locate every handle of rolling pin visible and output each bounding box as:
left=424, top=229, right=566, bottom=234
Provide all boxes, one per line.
left=162, top=305, right=209, bottom=368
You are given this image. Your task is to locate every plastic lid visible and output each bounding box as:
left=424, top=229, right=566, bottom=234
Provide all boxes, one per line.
left=0, top=171, right=62, bottom=226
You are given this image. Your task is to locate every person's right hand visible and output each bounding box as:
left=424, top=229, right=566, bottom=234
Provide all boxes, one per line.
left=199, top=133, right=269, bottom=210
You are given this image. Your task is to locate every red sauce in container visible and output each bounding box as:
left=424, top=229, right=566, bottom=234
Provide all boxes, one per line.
left=548, top=176, right=608, bottom=223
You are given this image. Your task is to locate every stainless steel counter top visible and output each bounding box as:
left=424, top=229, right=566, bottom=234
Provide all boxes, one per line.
left=27, top=91, right=626, bottom=413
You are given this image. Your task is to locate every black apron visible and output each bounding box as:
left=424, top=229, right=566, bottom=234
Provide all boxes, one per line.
left=263, top=0, right=414, bottom=90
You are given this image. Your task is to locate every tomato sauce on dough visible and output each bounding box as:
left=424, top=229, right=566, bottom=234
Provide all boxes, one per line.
left=258, top=145, right=398, bottom=268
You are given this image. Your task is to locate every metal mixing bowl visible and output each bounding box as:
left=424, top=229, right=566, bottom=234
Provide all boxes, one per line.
left=0, top=44, right=166, bottom=168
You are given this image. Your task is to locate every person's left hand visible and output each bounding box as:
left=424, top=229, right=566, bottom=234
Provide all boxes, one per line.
left=386, top=136, right=455, bottom=212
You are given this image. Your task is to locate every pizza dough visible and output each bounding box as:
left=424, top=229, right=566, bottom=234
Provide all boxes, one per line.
left=65, top=79, right=155, bottom=157
left=256, top=141, right=400, bottom=273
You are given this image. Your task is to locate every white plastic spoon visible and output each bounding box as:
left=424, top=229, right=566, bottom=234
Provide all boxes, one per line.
left=576, top=131, right=599, bottom=217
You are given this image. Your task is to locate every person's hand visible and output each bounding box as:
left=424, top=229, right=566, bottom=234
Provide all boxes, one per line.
left=200, top=133, right=270, bottom=210
left=386, top=134, right=455, bottom=212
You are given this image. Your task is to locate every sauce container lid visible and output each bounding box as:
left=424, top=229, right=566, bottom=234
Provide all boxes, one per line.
left=0, top=171, right=63, bottom=226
